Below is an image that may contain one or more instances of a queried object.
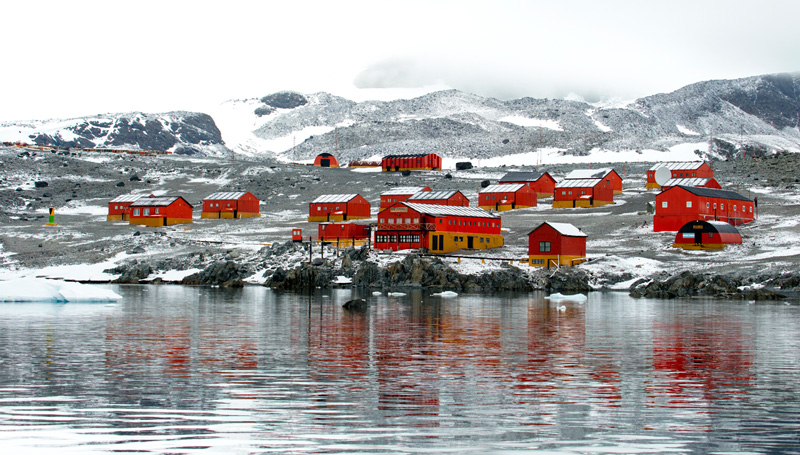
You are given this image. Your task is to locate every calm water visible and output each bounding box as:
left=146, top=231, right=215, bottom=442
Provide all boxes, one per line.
left=0, top=285, right=799, bottom=454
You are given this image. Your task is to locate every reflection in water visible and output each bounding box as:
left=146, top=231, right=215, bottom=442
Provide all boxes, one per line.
left=0, top=286, right=798, bottom=453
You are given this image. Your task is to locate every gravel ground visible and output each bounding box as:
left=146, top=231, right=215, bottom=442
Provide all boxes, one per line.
left=1, top=146, right=799, bottom=286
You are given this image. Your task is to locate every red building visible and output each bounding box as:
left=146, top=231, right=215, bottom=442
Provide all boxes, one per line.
left=672, top=220, right=742, bottom=250
left=129, top=195, right=193, bottom=227
left=309, top=194, right=371, bottom=222
left=528, top=222, right=587, bottom=267
left=564, top=168, right=623, bottom=194
left=107, top=194, right=144, bottom=221
left=499, top=171, right=556, bottom=198
left=201, top=191, right=260, bottom=219
left=375, top=202, right=502, bottom=253
left=379, top=186, right=432, bottom=212
left=318, top=223, right=371, bottom=246
left=313, top=153, right=339, bottom=168
left=407, top=189, right=469, bottom=207
left=348, top=160, right=380, bottom=168
left=381, top=153, right=442, bottom=172
left=654, top=186, right=755, bottom=232
left=553, top=179, right=614, bottom=208
left=660, top=177, right=721, bottom=190
left=478, top=184, right=537, bottom=211
left=647, top=162, right=714, bottom=189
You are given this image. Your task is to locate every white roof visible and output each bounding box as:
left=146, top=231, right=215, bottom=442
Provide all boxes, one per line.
left=381, top=186, right=429, bottom=196
left=662, top=177, right=712, bottom=187
left=542, top=222, right=587, bottom=237
left=204, top=191, right=248, bottom=201
left=311, top=194, right=359, bottom=203
left=480, top=183, right=526, bottom=193
left=649, top=161, right=706, bottom=171
left=564, top=168, right=614, bottom=179
left=402, top=202, right=499, bottom=219
left=555, top=178, right=603, bottom=188
left=408, top=190, right=461, bottom=200
left=109, top=194, right=145, bottom=203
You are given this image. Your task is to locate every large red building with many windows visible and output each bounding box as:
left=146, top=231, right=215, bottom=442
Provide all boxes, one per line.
left=129, top=196, right=193, bottom=227
left=201, top=191, right=260, bottom=219
left=381, top=153, right=442, bottom=172
left=478, top=184, right=537, bottom=211
left=653, top=186, right=755, bottom=232
left=375, top=202, right=502, bottom=253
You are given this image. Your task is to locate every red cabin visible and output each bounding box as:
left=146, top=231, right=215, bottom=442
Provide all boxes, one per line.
left=107, top=194, right=144, bottom=221
left=660, top=177, right=721, bottom=190
left=309, top=194, right=371, bottom=222
left=381, top=153, right=442, bottom=172
left=314, top=153, right=339, bottom=168
left=672, top=220, right=742, bottom=250
left=375, top=202, right=502, bottom=253
left=564, top=168, right=623, bottom=194
left=201, top=191, right=260, bottom=219
left=129, top=195, right=193, bottom=227
left=654, top=186, right=755, bottom=232
left=292, top=228, right=303, bottom=242
left=379, top=186, right=432, bottom=212
left=553, top=179, right=614, bottom=208
left=647, top=162, right=714, bottom=189
left=499, top=171, right=556, bottom=198
left=478, top=184, right=537, bottom=211
left=318, top=223, right=371, bottom=246
left=406, top=190, right=469, bottom=207
left=528, top=222, right=587, bottom=267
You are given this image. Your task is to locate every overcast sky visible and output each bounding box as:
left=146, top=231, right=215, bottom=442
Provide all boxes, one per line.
left=1, top=0, right=798, bottom=121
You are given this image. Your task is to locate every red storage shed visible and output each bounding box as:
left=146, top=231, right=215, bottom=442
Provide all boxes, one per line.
left=647, top=162, right=713, bottom=189
left=407, top=189, right=469, bottom=207
left=318, top=223, right=371, bottom=246
left=553, top=179, right=614, bottom=208
left=309, top=194, right=371, bottom=222
left=201, top=191, right=260, bottom=219
left=375, top=202, right=502, bottom=253
left=107, top=194, right=144, bottom=221
left=382, top=153, right=442, bottom=172
left=654, top=186, right=755, bottom=232
left=129, top=196, right=193, bottom=227
left=528, top=222, right=587, bottom=267
left=314, top=153, right=339, bottom=168
left=499, top=171, right=556, bottom=198
left=564, top=168, right=623, bottom=194
left=478, top=184, right=537, bottom=211
left=379, top=186, right=432, bottom=212
left=672, top=220, right=742, bottom=250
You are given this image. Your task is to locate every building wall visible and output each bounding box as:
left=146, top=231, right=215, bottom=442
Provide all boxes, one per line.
left=527, top=225, right=586, bottom=266
left=382, top=154, right=442, bottom=172
left=552, top=182, right=613, bottom=208
left=309, top=195, right=372, bottom=222
left=647, top=163, right=714, bottom=188
left=130, top=200, right=193, bottom=226
left=478, top=187, right=537, bottom=211
left=374, top=209, right=502, bottom=253
left=654, top=188, right=755, bottom=232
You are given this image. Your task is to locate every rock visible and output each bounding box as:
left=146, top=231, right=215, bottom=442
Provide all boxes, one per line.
left=481, top=180, right=491, bottom=188
left=116, top=182, right=125, bottom=187
left=34, top=181, right=48, bottom=188
left=109, top=261, right=153, bottom=284
left=342, top=298, right=368, bottom=311
left=181, top=260, right=250, bottom=286
left=129, top=174, right=141, bottom=181
left=455, top=161, right=473, bottom=170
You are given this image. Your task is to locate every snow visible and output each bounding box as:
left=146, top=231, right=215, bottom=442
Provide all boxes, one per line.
left=499, top=116, right=564, bottom=131
left=545, top=292, right=587, bottom=302
left=0, top=253, right=128, bottom=282
left=0, top=277, right=121, bottom=302
left=676, top=124, right=701, bottom=136
left=594, top=119, right=613, bottom=132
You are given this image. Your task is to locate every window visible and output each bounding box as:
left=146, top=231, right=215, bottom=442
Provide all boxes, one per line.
left=531, top=259, right=545, bottom=265
left=539, top=241, right=551, bottom=252
left=662, top=201, right=668, bottom=208
left=721, top=204, right=724, bottom=210
left=155, top=208, right=159, bottom=214
left=686, top=201, right=692, bottom=208
left=713, top=203, right=717, bottom=209
left=562, top=190, right=567, bottom=195
left=317, top=206, right=321, bottom=211
left=733, top=205, right=737, bottom=211
left=405, top=218, right=411, bottom=224
left=133, top=208, right=140, bottom=216
left=750, top=206, right=753, bottom=213
left=388, top=218, right=394, bottom=224
left=707, top=202, right=710, bottom=208
left=143, top=208, right=150, bottom=216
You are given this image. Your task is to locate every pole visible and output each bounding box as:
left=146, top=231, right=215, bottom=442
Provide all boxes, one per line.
left=309, top=236, right=312, bottom=263
left=45, top=206, right=58, bottom=226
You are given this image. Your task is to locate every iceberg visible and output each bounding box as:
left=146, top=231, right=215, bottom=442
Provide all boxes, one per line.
left=432, top=291, right=459, bottom=298
left=0, top=278, right=123, bottom=302
left=545, top=292, right=588, bottom=303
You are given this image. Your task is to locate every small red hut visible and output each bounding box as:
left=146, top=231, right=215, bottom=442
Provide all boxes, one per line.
left=553, top=179, right=614, bottom=208
left=478, top=184, right=537, bottom=211
left=406, top=190, right=469, bottom=207
left=107, top=194, right=144, bottom=221
left=309, top=194, right=371, bottom=222
left=654, top=186, right=755, bottom=232
left=528, top=222, right=587, bottom=267
left=499, top=171, right=556, bottom=198
left=564, top=168, right=623, bottom=194
left=129, top=196, right=193, bottom=227
left=314, top=153, right=339, bottom=168
left=379, top=186, right=432, bottom=212
left=381, top=153, right=442, bottom=172
left=647, top=162, right=714, bottom=189
left=672, top=220, right=742, bottom=250
left=318, top=223, right=371, bottom=246
left=201, top=191, right=260, bottom=219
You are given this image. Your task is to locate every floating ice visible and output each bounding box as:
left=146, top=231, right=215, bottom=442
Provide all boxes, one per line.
left=372, top=291, right=382, bottom=296
left=545, top=292, right=587, bottom=303
left=0, top=278, right=122, bottom=302
left=388, top=292, right=406, bottom=297
left=432, top=291, right=459, bottom=298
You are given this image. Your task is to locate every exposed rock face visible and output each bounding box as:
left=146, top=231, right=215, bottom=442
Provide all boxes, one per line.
left=629, top=271, right=787, bottom=300
left=180, top=260, right=250, bottom=287
left=108, top=260, right=153, bottom=284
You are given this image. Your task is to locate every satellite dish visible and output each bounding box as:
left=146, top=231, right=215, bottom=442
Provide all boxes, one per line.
left=654, top=166, right=671, bottom=186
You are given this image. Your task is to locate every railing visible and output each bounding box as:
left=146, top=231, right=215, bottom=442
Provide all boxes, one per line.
left=377, top=223, right=436, bottom=231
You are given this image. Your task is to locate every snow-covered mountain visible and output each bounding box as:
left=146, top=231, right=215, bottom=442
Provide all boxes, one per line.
left=0, top=111, right=230, bottom=157
left=212, top=72, right=800, bottom=163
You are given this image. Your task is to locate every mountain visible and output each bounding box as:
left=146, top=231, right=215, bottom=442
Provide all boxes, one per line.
left=0, top=111, right=230, bottom=157
left=213, top=73, right=800, bottom=162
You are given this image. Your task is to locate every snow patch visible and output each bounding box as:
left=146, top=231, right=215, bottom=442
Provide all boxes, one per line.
left=499, top=116, right=564, bottom=131
left=0, top=278, right=122, bottom=302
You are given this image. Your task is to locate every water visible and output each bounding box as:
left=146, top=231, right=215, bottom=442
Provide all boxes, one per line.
left=0, top=286, right=799, bottom=454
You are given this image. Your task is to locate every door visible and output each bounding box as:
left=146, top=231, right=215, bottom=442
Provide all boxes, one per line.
left=432, top=235, right=438, bottom=251
left=467, top=237, right=474, bottom=249
left=321, top=159, right=330, bottom=167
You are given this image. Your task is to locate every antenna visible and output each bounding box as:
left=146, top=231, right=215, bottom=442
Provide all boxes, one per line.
left=654, top=166, right=670, bottom=187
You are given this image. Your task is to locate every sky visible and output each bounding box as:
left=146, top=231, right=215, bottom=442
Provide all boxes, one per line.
left=1, top=0, right=798, bottom=122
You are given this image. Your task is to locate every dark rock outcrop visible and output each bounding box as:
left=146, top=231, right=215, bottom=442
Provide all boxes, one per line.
left=180, top=260, right=250, bottom=287
left=629, top=270, right=786, bottom=300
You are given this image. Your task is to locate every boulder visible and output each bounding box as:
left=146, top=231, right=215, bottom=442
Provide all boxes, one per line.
left=342, top=298, right=368, bottom=311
